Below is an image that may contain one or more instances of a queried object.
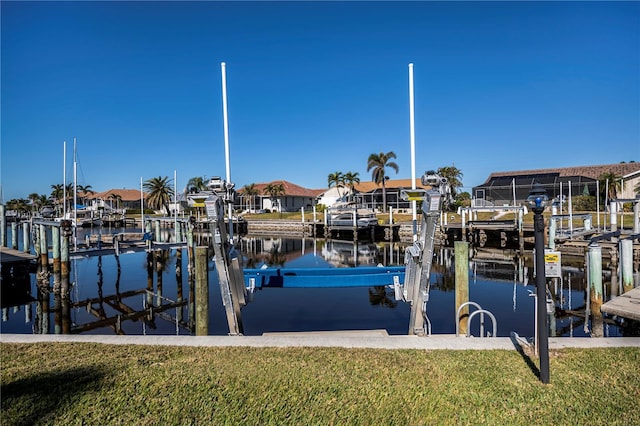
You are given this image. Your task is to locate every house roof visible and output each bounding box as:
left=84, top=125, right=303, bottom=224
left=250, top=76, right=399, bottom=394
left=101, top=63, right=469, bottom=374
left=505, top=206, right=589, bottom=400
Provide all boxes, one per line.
left=238, top=180, right=324, bottom=198
left=483, top=163, right=640, bottom=184
left=88, top=189, right=148, bottom=201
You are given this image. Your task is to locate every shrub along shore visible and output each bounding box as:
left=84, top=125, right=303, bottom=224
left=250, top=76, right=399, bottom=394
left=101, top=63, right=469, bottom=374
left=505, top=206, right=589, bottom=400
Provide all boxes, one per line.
left=1, top=343, right=639, bottom=425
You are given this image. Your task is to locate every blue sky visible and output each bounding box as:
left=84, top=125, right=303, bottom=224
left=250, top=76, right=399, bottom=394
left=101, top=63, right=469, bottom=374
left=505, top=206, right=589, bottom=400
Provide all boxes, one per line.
left=2, top=1, right=639, bottom=201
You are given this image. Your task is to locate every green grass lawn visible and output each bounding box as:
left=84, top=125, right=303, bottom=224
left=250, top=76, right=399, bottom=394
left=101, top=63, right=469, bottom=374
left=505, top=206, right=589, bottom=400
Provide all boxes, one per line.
left=2, top=343, right=638, bottom=425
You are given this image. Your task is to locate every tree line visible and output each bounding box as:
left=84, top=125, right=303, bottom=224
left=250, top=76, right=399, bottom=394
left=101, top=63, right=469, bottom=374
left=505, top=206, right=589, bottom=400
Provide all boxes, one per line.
left=5, top=162, right=634, bottom=217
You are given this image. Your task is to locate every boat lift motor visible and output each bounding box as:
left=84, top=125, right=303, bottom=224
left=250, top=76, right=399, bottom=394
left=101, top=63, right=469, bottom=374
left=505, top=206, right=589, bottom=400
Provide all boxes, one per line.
left=204, top=180, right=246, bottom=336
left=399, top=170, right=449, bottom=336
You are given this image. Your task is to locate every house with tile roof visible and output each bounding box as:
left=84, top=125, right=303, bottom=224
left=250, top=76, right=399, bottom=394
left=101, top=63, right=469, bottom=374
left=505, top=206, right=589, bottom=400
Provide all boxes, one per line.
left=86, top=189, right=147, bottom=212
left=237, top=180, right=324, bottom=213
left=472, top=163, right=640, bottom=207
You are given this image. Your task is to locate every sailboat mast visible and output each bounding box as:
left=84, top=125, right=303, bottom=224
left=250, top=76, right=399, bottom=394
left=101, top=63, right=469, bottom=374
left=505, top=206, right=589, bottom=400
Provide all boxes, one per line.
left=63, top=141, right=67, bottom=219
left=221, top=62, right=233, bottom=240
left=73, top=137, right=78, bottom=250
left=73, top=138, right=77, bottom=225
left=409, top=63, right=417, bottom=241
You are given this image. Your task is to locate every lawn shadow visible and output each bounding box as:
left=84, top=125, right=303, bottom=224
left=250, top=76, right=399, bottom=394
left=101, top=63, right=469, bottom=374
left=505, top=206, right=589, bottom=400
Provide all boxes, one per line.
left=1, top=365, right=108, bottom=426
left=509, top=331, right=541, bottom=380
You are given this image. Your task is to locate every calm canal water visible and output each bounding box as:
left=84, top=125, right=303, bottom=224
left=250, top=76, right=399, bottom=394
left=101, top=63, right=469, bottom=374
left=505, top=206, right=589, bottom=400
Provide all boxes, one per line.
left=1, top=227, right=636, bottom=338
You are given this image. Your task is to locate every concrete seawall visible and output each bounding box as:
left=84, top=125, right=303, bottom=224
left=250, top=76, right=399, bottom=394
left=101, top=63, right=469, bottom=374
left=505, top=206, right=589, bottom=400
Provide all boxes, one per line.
left=2, top=333, right=639, bottom=350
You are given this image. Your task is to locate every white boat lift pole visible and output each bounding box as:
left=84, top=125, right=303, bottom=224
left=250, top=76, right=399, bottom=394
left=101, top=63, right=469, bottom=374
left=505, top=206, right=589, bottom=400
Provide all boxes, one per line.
left=63, top=141, right=67, bottom=220
left=140, top=177, right=144, bottom=229
left=73, top=137, right=77, bottom=251
left=221, top=62, right=233, bottom=240
left=409, top=63, right=417, bottom=241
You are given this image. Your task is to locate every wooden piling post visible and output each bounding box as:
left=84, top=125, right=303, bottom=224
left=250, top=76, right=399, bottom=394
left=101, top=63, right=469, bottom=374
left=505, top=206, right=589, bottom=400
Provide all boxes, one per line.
left=195, top=246, right=209, bottom=336
left=11, top=222, right=18, bottom=249
left=175, top=221, right=182, bottom=242
left=22, top=222, right=30, bottom=253
left=621, top=239, right=634, bottom=294
left=588, top=243, right=604, bottom=337
left=60, top=221, right=71, bottom=283
left=39, top=224, right=48, bottom=268
left=52, top=226, right=61, bottom=275
left=0, top=204, right=6, bottom=247
left=455, top=241, right=470, bottom=335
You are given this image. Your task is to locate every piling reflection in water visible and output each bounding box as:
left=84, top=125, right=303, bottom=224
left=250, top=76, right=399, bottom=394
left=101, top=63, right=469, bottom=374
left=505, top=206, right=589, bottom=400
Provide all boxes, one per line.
left=1, top=230, right=638, bottom=337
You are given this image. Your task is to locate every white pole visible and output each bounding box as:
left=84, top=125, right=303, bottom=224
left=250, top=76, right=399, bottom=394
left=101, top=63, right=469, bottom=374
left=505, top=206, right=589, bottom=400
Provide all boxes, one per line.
left=596, top=180, right=600, bottom=230
left=221, top=62, right=233, bottom=241
left=174, top=169, right=177, bottom=234
left=409, top=63, right=417, bottom=241
left=63, top=141, right=67, bottom=219
left=73, top=138, right=77, bottom=250
left=568, top=180, right=573, bottom=235
left=140, top=177, right=144, bottom=229
left=512, top=178, right=516, bottom=206
left=605, top=179, right=609, bottom=231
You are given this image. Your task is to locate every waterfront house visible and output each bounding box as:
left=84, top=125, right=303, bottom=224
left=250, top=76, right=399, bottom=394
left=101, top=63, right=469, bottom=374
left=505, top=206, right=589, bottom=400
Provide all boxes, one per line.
left=472, top=162, right=640, bottom=207
left=237, top=180, right=324, bottom=213
left=87, top=189, right=147, bottom=213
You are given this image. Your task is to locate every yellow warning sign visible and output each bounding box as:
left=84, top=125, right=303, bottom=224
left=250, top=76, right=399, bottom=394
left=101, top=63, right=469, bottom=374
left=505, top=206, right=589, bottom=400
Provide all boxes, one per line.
left=544, top=253, right=559, bottom=263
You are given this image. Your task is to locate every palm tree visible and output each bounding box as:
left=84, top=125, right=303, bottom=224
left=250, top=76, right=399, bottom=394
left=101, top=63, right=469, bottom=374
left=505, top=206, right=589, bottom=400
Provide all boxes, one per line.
left=6, top=198, right=29, bottom=216
left=437, top=165, right=463, bottom=197
left=50, top=184, right=64, bottom=215
left=76, top=184, right=94, bottom=207
left=186, top=176, right=207, bottom=193
left=263, top=182, right=286, bottom=217
left=598, top=172, right=622, bottom=202
left=144, top=176, right=174, bottom=215
left=28, top=193, right=40, bottom=214
left=328, top=171, right=344, bottom=199
left=367, top=151, right=399, bottom=212
left=343, top=171, right=360, bottom=202
left=241, top=183, right=259, bottom=212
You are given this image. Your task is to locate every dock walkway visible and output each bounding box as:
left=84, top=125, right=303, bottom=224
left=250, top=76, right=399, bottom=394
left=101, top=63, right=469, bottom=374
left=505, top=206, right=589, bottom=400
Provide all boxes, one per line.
left=601, top=287, right=640, bottom=322
left=0, top=247, right=36, bottom=264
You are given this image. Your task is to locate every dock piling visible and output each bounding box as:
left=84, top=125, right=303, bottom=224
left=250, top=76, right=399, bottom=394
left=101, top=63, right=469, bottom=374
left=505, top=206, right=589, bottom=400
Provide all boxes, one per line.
left=588, top=243, right=604, bottom=337
left=455, top=241, right=470, bottom=335
left=195, top=246, right=209, bottom=336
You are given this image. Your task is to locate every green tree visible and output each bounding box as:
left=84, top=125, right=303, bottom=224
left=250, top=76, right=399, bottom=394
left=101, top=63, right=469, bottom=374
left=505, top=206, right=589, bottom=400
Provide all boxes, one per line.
left=241, top=183, right=259, bottom=212
left=263, top=182, right=286, bottom=217
left=367, top=151, right=399, bottom=212
left=144, top=176, right=174, bottom=215
left=598, top=172, right=622, bottom=201
left=343, top=171, right=360, bottom=202
left=76, top=184, right=94, bottom=207
left=27, top=193, right=40, bottom=214
left=50, top=184, right=64, bottom=215
left=6, top=198, right=29, bottom=216
left=454, top=191, right=471, bottom=209
left=437, top=165, right=463, bottom=198
left=327, top=171, right=344, bottom=199
left=186, top=176, right=207, bottom=193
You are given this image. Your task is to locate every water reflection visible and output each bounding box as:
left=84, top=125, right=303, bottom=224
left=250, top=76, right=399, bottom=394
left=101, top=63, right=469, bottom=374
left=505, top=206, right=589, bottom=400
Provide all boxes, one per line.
left=1, top=231, right=638, bottom=337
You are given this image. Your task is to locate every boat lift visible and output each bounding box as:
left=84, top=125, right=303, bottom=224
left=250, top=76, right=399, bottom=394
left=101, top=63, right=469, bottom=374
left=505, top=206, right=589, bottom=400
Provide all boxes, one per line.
left=206, top=171, right=448, bottom=336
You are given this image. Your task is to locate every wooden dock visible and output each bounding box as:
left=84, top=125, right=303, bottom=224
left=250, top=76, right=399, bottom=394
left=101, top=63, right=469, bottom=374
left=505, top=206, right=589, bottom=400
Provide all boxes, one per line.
left=601, top=287, right=640, bottom=321
left=0, top=247, right=36, bottom=264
